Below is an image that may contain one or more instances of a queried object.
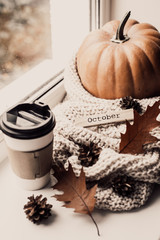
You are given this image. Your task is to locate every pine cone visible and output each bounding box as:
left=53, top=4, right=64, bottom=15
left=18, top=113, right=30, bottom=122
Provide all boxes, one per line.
left=120, top=96, right=142, bottom=114
left=23, top=195, right=52, bottom=224
left=78, top=142, right=102, bottom=167
left=112, top=175, right=135, bottom=197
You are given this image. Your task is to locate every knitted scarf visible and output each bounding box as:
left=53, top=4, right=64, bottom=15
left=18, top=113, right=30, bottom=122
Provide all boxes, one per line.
left=52, top=53, right=160, bottom=211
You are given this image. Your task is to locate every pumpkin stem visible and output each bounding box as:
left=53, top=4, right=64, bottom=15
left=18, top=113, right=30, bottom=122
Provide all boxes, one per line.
left=111, top=11, right=131, bottom=43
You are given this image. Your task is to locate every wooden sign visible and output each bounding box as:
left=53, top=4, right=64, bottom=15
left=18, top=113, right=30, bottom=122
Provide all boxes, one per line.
left=75, top=109, right=134, bottom=127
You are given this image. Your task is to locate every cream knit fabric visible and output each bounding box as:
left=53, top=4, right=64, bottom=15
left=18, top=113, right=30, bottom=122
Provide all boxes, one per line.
left=52, top=53, right=160, bottom=211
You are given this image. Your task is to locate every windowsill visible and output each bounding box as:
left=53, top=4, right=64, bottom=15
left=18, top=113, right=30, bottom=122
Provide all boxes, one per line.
left=0, top=59, right=64, bottom=116
left=1, top=155, right=160, bottom=239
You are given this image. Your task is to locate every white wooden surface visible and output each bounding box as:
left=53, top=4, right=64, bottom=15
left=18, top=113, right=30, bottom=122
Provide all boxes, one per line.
left=1, top=157, right=160, bottom=240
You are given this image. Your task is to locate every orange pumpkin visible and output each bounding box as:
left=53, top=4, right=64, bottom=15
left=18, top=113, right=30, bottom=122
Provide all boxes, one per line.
left=76, top=11, right=160, bottom=99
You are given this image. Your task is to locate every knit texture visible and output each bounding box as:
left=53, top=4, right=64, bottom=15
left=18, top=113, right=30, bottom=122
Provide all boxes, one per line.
left=52, top=52, right=160, bottom=211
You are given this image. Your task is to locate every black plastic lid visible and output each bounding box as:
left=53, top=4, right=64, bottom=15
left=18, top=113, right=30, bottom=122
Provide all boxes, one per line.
left=0, top=101, right=56, bottom=139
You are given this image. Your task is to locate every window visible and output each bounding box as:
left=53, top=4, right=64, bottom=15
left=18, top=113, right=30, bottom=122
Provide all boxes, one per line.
left=0, top=0, right=95, bottom=162
left=0, top=0, right=51, bottom=90
left=0, top=0, right=92, bottom=115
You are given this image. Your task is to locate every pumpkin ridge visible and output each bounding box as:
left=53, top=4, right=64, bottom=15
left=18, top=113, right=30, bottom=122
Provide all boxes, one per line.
left=133, top=29, right=160, bottom=37
left=114, top=45, right=134, bottom=98
left=135, top=36, right=160, bottom=50
left=109, top=45, right=116, bottom=98
left=128, top=23, right=158, bottom=36
left=128, top=41, right=158, bottom=98
left=132, top=37, right=160, bottom=72
left=142, top=36, right=160, bottom=47
left=96, top=45, right=116, bottom=98
left=132, top=30, right=160, bottom=45
left=95, top=44, right=115, bottom=98
left=130, top=39, right=157, bottom=66
left=131, top=42, right=151, bottom=98
left=130, top=41, right=154, bottom=64
left=88, top=43, right=113, bottom=97
left=78, top=41, right=110, bottom=60
left=121, top=44, right=135, bottom=96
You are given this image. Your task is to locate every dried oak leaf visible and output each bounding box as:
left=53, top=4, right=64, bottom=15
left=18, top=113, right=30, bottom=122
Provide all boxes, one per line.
left=52, top=163, right=99, bottom=235
left=120, top=100, right=160, bottom=154
left=52, top=163, right=97, bottom=213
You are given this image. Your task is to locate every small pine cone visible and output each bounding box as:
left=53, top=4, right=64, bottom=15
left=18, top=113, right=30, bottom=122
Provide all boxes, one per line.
left=112, top=175, right=135, bottom=197
left=120, top=96, right=142, bottom=114
left=78, top=142, right=102, bottom=167
left=23, top=195, right=52, bottom=224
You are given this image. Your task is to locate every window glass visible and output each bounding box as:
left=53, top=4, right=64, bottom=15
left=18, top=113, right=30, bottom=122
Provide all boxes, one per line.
left=0, top=0, right=51, bottom=89
left=0, top=0, right=90, bottom=90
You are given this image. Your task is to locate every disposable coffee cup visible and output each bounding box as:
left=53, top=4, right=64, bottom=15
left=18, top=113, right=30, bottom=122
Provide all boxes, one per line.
left=0, top=101, right=55, bottom=190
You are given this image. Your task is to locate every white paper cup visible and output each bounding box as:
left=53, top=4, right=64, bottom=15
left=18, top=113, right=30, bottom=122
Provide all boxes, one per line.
left=1, top=101, right=56, bottom=190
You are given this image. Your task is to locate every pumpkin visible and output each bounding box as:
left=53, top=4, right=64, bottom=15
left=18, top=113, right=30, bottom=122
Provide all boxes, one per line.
left=76, top=11, right=160, bottom=99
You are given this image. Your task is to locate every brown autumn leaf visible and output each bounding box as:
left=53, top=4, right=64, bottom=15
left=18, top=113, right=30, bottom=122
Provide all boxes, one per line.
left=52, top=163, right=100, bottom=235
left=120, top=100, right=160, bottom=154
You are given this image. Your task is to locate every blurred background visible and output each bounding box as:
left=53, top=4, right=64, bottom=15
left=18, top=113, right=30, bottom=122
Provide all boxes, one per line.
left=0, top=0, right=51, bottom=89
